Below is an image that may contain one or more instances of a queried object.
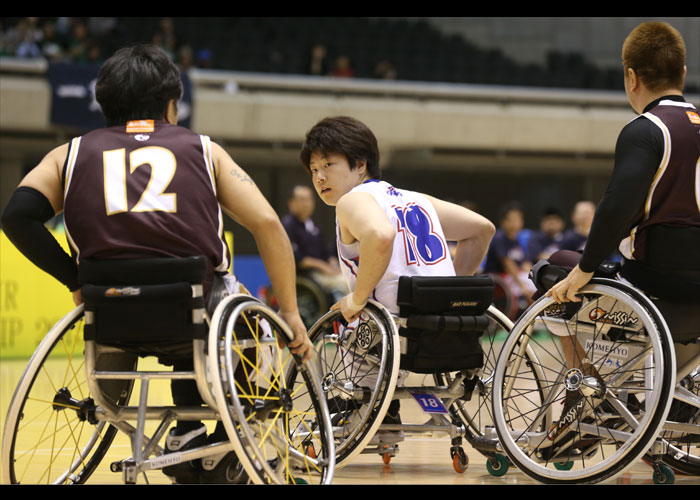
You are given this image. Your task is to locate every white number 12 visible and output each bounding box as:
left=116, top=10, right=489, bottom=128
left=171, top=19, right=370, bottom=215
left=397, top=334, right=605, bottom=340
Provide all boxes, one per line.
left=103, top=146, right=177, bottom=215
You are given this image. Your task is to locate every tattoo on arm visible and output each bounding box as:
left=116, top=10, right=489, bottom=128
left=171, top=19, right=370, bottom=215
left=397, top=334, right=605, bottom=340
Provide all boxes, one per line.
left=230, top=168, right=254, bottom=185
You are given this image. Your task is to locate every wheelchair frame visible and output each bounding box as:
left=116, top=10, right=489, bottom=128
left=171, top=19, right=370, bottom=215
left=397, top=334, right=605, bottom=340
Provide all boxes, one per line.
left=2, top=265, right=336, bottom=485
left=297, top=279, right=543, bottom=475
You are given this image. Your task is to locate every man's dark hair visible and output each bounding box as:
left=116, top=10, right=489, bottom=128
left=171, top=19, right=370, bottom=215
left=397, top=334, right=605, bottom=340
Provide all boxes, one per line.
left=96, top=44, right=183, bottom=126
left=499, top=201, right=524, bottom=222
left=542, top=207, right=564, bottom=219
left=300, top=116, right=381, bottom=179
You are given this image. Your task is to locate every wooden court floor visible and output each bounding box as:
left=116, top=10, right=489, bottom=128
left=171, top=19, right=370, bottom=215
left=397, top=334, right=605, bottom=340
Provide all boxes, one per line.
left=2, top=358, right=698, bottom=486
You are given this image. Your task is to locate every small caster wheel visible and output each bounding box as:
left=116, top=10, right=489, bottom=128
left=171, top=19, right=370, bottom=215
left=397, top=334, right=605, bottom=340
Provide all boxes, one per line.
left=554, top=461, right=574, bottom=471
left=652, top=464, right=675, bottom=484
left=486, top=453, right=509, bottom=477
left=382, top=453, right=392, bottom=465
left=451, top=447, right=469, bottom=473
left=306, top=445, right=316, bottom=459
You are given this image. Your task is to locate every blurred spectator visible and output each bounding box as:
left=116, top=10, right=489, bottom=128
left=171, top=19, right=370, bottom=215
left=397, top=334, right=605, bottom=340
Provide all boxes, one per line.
left=39, top=19, right=65, bottom=62
left=3, top=17, right=42, bottom=58
left=281, top=185, right=348, bottom=301
left=153, top=17, right=177, bottom=60
left=373, top=59, right=397, bottom=80
left=527, top=207, right=565, bottom=262
left=177, top=45, right=195, bottom=71
left=484, top=201, right=535, bottom=300
left=558, top=200, right=596, bottom=252
left=331, top=55, right=354, bottom=78
left=307, top=43, right=328, bottom=76
left=66, top=19, right=91, bottom=63
left=85, top=40, right=103, bottom=65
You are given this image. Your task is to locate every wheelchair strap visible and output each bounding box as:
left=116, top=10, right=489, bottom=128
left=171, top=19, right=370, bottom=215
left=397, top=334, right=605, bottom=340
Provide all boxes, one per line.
left=404, top=313, right=490, bottom=333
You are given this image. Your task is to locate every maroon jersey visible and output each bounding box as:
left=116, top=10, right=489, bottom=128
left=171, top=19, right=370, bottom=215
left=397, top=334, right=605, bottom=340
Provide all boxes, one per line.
left=620, top=99, right=700, bottom=262
left=63, top=119, right=230, bottom=275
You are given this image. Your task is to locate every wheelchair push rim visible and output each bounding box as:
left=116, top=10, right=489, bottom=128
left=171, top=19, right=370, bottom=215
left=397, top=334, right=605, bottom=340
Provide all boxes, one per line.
left=303, top=300, right=401, bottom=469
left=207, top=294, right=335, bottom=484
left=492, top=282, right=676, bottom=484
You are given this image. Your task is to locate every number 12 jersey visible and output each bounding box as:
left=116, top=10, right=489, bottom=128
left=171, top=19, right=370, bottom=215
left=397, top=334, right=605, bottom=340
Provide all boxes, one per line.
left=62, top=119, right=230, bottom=275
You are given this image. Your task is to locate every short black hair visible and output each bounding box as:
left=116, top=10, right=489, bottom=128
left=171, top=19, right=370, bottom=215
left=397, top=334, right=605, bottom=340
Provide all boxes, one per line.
left=96, top=44, right=183, bottom=126
left=542, top=207, right=564, bottom=218
left=300, top=116, right=381, bottom=179
left=499, top=201, right=524, bottom=221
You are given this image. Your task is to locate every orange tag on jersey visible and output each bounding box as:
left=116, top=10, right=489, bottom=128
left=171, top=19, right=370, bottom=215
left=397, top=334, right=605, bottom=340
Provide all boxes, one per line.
left=686, top=111, right=700, bottom=124
left=126, top=119, right=155, bottom=133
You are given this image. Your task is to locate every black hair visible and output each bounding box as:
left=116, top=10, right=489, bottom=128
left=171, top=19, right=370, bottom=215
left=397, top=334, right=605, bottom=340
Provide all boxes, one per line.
left=95, top=44, right=183, bottom=126
left=300, top=116, right=381, bottom=179
left=542, top=207, right=564, bottom=218
left=499, top=201, right=524, bottom=221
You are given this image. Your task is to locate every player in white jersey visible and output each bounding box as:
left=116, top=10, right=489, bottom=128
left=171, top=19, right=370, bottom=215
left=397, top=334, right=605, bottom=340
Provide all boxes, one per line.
left=300, top=116, right=495, bottom=322
left=336, top=179, right=458, bottom=315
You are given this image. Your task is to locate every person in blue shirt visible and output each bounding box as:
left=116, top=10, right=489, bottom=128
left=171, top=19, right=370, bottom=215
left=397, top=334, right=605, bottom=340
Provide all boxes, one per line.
left=557, top=201, right=595, bottom=252
left=527, top=207, right=565, bottom=263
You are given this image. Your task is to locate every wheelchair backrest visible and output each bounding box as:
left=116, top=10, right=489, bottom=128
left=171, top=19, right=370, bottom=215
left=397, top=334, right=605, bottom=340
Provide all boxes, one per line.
left=79, top=256, right=209, bottom=347
left=395, top=275, right=495, bottom=373
left=397, top=275, right=494, bottom=317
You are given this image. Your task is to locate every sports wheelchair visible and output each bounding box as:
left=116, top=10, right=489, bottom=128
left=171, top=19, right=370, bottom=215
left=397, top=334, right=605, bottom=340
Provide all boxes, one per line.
left=2, top=256, right=335, bottom=485
left=285, top=274, right=546, bottom=475
left=489, top=256, right=699, bottom=484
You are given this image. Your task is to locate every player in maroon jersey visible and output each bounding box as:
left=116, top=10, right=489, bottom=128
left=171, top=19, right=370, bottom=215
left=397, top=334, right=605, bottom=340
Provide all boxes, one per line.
left=2, top=43, right=312, bottom=483
left=544, top=21, right=699, bottom=441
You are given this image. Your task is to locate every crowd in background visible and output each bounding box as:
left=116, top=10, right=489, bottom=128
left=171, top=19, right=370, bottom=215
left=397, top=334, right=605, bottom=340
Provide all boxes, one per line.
left=2, top=16, right=662, bottom=92
left=0, top=17, right=395, bottom=80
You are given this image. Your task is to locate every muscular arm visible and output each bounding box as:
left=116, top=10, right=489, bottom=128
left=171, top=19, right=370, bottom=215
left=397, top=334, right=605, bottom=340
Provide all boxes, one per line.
left=424, top=195, right=495, bottom=276
left=578, top=117, right=663, bottom=272
left=334, top=191, right=394, bottom=317
left=212, top=142, right=312, bottom=359
left=1, top=144, right=81, bottom=294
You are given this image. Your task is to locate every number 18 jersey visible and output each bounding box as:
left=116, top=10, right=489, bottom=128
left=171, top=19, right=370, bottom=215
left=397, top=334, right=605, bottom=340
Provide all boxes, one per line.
left=336, top=179, right=455, bottom=315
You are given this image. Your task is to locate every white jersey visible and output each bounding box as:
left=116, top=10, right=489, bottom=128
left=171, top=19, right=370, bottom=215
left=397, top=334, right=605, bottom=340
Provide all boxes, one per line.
left=336, top=180, right=455, bottom=315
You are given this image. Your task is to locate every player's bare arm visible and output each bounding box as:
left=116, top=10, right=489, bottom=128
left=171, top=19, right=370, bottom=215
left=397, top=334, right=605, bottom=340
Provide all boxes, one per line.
left=18, top=143, right=69, bottom=214
left=425, top=195, right=495, bottom=276
left=212, top=142, right=312, bottom=360
left=332, top=191, right=394, bottom=321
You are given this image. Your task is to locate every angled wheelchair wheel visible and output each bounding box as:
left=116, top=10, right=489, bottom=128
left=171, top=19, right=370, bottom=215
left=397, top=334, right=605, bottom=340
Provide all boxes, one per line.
left=2, top=306, right=135, bottom=484
left=296, top=276, right=330, bottom=329
left=656, top=365, right=700, bottom=476
left=301, top=301, right=400, bottom=469
left=492, top=279, right=676, bottom=484
left=433, top=306, right=547, bottom=460
left=208, top=295, right=335, bottom=484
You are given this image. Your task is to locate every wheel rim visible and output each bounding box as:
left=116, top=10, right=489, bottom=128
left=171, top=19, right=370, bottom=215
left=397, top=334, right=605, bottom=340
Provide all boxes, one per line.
left=492, top=283, right=675, bottom=483
left=208, top=296, right=334, bottom=484
left=304, top=302, right=400, bottom=468
left=3, top=307, right=124, bottom=484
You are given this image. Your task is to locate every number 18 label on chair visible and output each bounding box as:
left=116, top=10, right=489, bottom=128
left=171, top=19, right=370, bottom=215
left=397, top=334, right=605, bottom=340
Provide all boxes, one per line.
left=410, top=392, right=449, bottom=414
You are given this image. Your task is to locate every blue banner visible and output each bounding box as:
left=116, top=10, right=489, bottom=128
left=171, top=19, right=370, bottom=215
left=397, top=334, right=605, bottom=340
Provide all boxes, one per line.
left=47, top=62, right=193, bottom=131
